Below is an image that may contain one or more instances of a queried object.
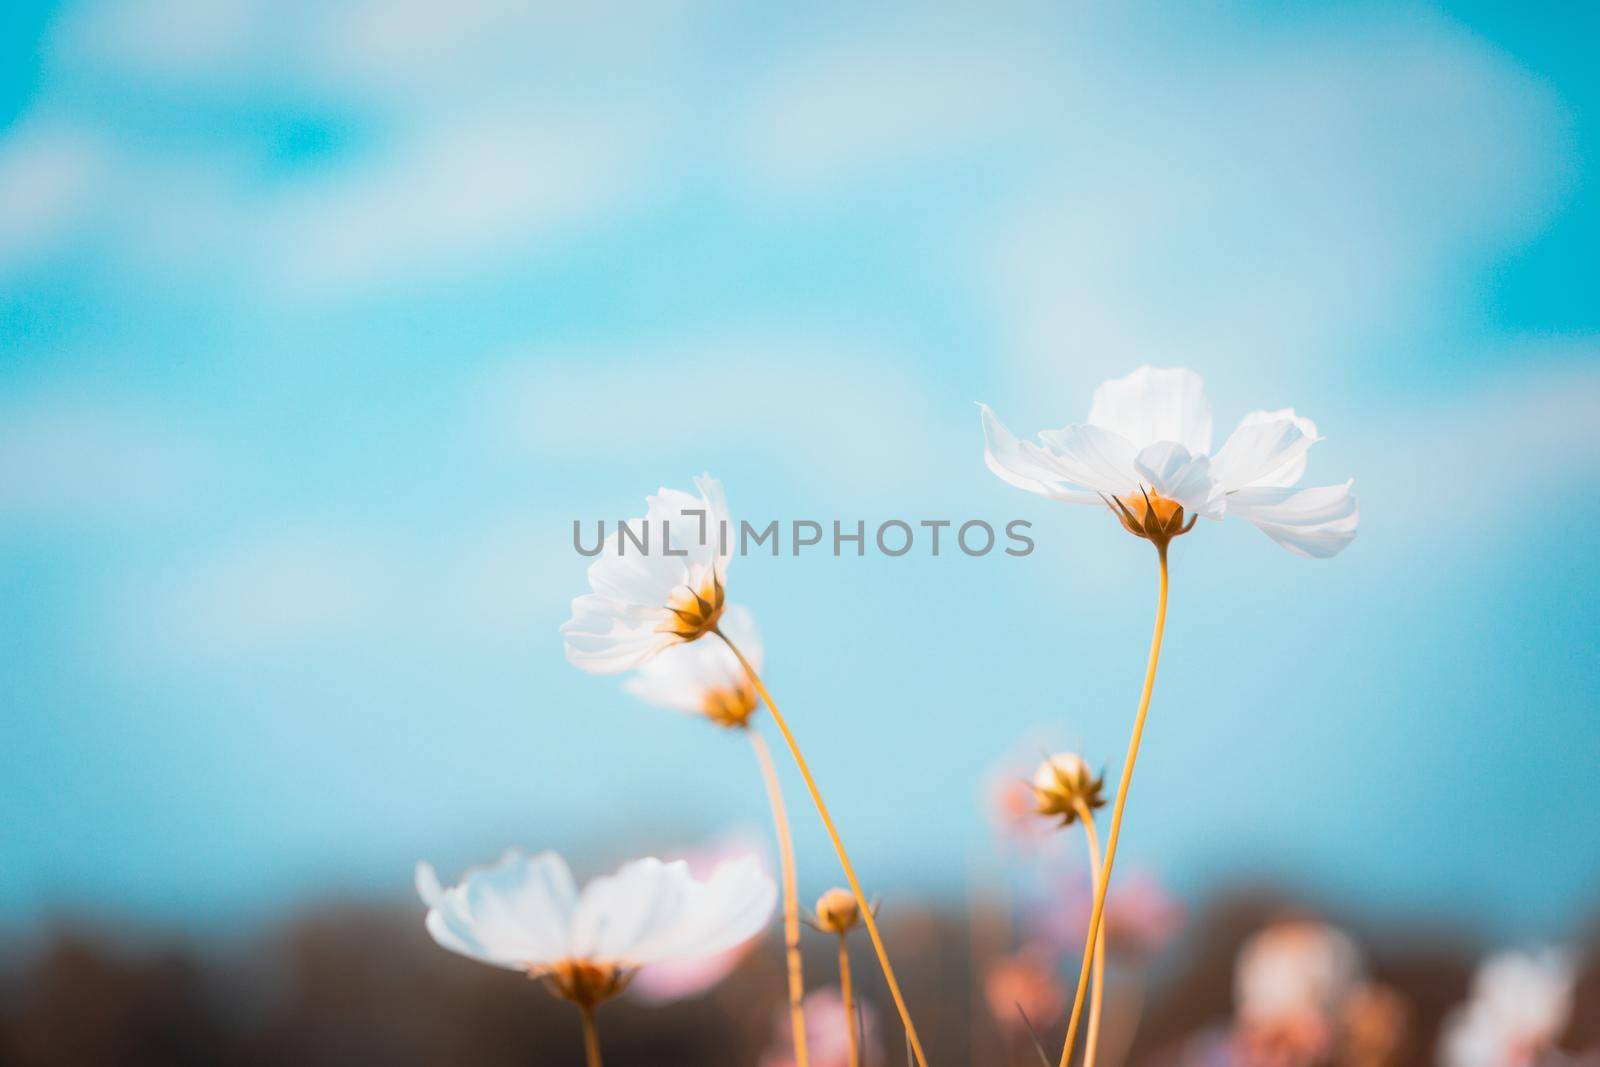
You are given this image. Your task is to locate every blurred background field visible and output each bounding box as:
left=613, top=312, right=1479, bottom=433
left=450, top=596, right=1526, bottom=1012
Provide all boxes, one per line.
left=2, top=0, right=1599, bottom=1063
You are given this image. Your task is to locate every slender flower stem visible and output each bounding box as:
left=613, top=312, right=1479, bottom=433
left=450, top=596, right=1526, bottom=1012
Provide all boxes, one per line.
left=838, top=934, right=861, bottom=1067
left=714, top=629, right=930, bottom=1067
left=750, top=730, right=810, bottom=1067
left=1071, top=799, right=1108, bottom=1067
left=1057, top=544, right=1170, bottom=1067
left=579, top=1005, right=604, bottom=1067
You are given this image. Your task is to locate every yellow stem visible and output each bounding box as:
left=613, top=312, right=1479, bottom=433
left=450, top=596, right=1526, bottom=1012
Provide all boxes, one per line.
left=715, top=629, right=930, bottom=1067
left=839, top=934, right=860, bottom=1067
left=1057, top=545, right=1169, bottom=1067
left=580, top=1005, right=604, bottom=1067
left=1072, top=799, right=1108, bottom=1067
left=750, top=730, right=810, bottom=1067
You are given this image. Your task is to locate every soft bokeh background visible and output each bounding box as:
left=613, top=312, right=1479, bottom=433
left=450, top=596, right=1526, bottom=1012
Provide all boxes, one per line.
left=3, top=0, right=1598, bottom=983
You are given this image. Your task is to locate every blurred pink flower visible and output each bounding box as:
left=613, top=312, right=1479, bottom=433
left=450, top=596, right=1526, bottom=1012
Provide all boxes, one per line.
left=981, top=730, right=1071, bottom=847
left=760, top=987, right=880, bottom=1067
left=628, top=833, right=773, bottom=1005
left=984, top=946, right=1069, bottom=1039
left=1022, top=863, right=1184, bottom=957
left=986, top=773, right=1052, bottom=843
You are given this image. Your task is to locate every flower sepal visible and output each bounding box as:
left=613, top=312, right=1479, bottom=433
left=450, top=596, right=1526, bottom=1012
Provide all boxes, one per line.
left=1031, top=753, right=1107, bottom=827
left=536, top=959, right=634, bottom=1009
left=1102, top=488, right=1198, bottom=549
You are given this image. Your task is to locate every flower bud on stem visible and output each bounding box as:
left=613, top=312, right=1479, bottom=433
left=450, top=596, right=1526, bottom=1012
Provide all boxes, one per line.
left=715, top=628, right=929, bottom=1067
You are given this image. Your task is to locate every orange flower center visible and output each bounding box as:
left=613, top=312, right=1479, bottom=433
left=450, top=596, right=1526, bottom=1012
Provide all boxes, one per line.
left=534, top=958, right=633, bottom=1009
left=701, top=684, right=759, bottom=728
left=659, top=572, right=725, bottom=642
left=1107, top=489, right=1195, bottom=546
left=1117, top=490, right=1183, bottom=527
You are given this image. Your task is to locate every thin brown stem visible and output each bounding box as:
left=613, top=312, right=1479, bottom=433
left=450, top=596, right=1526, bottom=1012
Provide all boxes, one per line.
left=839, top=934, right=861, bottom=1067
left=579, top=1005, right=603, bottom=1067
left=1071, top=799, right=1108, bottom=1067
left=750, top=730, right=810, bottom=1067
left=714, top=629, right=929, bottom=1067
left=1057, top=545, right=1169, bottom=1067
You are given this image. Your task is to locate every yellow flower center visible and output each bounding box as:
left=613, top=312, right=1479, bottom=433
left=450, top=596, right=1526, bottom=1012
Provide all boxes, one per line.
left=659, top=572, right=725, bottom=642
left=701, top=684, right=760, bottom=728
left=534, top=958, right=633, bottom=1009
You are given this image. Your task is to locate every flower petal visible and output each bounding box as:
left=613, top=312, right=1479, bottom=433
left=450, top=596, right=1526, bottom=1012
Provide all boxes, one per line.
left=424, top=850, right=578, bottom=970
left=562, top=475, right=733, bottom=673
left=415, top=861, right=444, bottom=907
left=1133, top=442, right=1224, bottom=519
left=562, top=593, right=677, bottom=674
left=978, top=404, right=1101, bottom=504
left=569, top=858, right=694, bottom=963
left=1033, top=424, right=1142, bottom=498
left=629, top=855, right=777, bottom=965
left=1087, top=366, right=1212, bottom=454
left=1228, top=481, right=1359, bottom=558
left=623, top=604, right=758, bottom=715
left=1211, top=409, right=1321, bottom=490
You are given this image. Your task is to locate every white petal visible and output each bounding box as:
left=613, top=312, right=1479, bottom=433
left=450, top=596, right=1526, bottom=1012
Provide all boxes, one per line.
left=623, top=604, right=758, bottom=715
left=1087, top=366, right=1213, bottom=454
left=978, top=404, right=1102, bottom=504
left=1033, top=424, right=1142, bottom=497
left=1211, top=410, right=1321, bottom=490
left=627, top=855, right=776, bottom=965
left=569, top=858, right=694, bottom=963
left=562, top=594, right=678, bottom=674
left=1133, top=442, right=1224, bottom=519
left=415, top=861, right=443, bottom=907
left=1228, top=481, right=1359, bottom=558
left=646, top=474, right=731, bottom=578
left=423, top=850, right=578, bottom=970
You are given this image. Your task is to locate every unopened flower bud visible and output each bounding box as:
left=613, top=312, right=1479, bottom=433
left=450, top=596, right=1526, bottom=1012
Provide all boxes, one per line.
left=1030, top=752, right=1106, bottom=826
left=814, top=888, right=861, bottom=934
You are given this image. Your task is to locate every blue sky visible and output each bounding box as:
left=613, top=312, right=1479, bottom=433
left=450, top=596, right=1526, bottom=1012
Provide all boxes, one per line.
left=2, top=0, right=1597, bottom=942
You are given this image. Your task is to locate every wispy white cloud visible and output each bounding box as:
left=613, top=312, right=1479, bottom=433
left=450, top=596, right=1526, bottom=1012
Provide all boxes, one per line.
left=0, top=117, right=111, bottom=270
left=734, top=7, right=1572, bottom=394
left=11, top=0, right=690, bottom=295
left=739, top=28, right=1049, bottom=195
left=965, top=13, right=1571, bottom=389
left=472, top=335, right=953, bottom=498
left=0, top=390, right=215, bottom=526
left=110, top=527, right=400, bottom=670
left=261, top=109, right=657, bottom=299
left=1357, top=348, right=1600, bottom=539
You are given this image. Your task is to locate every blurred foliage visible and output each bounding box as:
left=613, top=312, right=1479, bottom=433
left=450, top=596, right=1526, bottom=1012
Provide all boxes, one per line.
left=2, top=887, right=1596, bottom=1066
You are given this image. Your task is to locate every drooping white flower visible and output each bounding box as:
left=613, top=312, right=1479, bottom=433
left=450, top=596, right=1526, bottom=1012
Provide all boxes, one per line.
left=980, top=366, right=1358, bottom=557
left=1439, top=948, right=1575, bottom=1067
left=563, top=474, right=732, bottom=674
left=622, top=603, right=764, bottom=728
left=416, top=848, right=776, bottom=1008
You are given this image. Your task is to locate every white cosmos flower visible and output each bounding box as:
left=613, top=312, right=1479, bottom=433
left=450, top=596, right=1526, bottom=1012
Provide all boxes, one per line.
left=416, top=849, right=776, bottom=1006
left=563, top=474, right=732, bottom=674
left=1439, top=948, right=1575, bottom=1067
left=623, top=603, right=763, bottom=728
left=980, top=366, right=1358, bottom=557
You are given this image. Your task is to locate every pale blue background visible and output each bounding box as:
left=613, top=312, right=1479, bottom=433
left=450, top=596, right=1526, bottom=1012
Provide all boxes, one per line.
left=2, top=1, right=1597, bottom=940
